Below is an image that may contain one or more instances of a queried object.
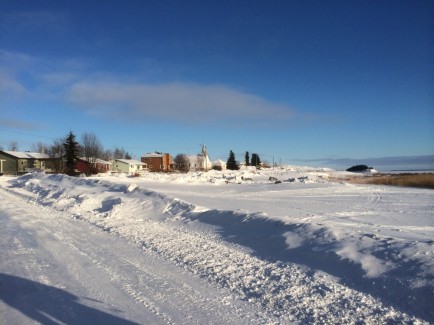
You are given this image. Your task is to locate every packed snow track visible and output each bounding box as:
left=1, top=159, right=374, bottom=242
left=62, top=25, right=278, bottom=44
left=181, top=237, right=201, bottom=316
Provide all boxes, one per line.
left=0, top=189, right=269, bottom=324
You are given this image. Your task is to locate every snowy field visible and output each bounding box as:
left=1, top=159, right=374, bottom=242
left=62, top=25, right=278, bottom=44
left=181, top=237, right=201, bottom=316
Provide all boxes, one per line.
left=1, top=166, right=433, bottom=324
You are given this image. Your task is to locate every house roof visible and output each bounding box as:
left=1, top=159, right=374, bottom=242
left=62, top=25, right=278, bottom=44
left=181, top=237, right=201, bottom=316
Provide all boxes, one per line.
left=78, top=157, right=112, bottom=165
left=116, top=159, right=146, bottom=165
left=142, top=152, right=164, bottom=158
left=213, top=159, right=226, bottom=165
left=1, top=150, right=50, bottom=159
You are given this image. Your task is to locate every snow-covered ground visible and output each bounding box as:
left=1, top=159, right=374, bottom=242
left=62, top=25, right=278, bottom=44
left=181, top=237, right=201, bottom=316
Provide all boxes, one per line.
left=1, top=166, right=433, bottom=324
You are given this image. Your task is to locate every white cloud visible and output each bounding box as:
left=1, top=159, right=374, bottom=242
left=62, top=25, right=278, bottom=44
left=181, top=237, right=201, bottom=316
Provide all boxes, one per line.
left=0, top=73, right=28, bottom=98
left=0, top=118, right=41, bottom=131
left=39, top=72, right=81, bottom=87
left=0, top=49, right=296, bottom=127
left=0, top=49, right=87, bottom=98
left=66, top=81, right=294, bottom=125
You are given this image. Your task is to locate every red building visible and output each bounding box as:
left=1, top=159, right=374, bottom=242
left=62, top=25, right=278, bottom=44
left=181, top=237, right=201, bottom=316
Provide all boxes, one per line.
left=141, top=153, right=173, bottom=172
left=76, top=157, right=111, bottom=175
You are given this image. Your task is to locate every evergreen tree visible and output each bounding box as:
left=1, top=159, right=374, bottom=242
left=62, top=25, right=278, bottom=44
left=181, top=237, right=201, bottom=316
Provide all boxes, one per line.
left=63, top=131, right=79, bottom=176
left=226, top=150, right=239, bottom=170
left=251, top=153, right=262, bottom=167
left=245, top=151, right=250, bottom=166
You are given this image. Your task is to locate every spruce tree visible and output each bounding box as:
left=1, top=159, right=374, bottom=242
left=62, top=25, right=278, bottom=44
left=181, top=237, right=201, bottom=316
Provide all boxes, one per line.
left=226, top=150, right=239, bottom=170
left=63, top=131, right=79, bottom=176
left=245, top=151, right=250, bottom=166
left=251, top=153, right=262, bottom=167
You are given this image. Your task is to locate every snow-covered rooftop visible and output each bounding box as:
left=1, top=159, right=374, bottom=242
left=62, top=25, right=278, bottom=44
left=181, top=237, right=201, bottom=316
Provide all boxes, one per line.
left=1, top=150, right=50, bottom=159
left=116, top=159, right=146, bottom=165
left=78, top=157, right=112, bottom=165
left=142, top=152, right=165, bottom=158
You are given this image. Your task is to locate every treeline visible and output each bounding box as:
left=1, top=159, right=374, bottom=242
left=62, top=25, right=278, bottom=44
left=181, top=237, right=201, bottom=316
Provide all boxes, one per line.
left=226, top=150, right=263, bottom=171
left=4, top=131, right=267, bottom=175
left=5, top=131, right=133, bottom=176
left=61, top=131, right=135, bottom=176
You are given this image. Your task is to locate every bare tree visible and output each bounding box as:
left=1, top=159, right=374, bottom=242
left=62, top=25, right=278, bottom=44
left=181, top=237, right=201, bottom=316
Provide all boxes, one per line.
left=101, top=149, right=113, bottom=161
left=174, top=154, right=190, bottom=173
left=113, top=147, right=126, bottom=159
left=81, top=132, right=103, bottom=175
left=31, top=142, right=48, bottom=153
left=8, top=141, right=18, bottom=151
left=47, top=138, right=65, bottom=173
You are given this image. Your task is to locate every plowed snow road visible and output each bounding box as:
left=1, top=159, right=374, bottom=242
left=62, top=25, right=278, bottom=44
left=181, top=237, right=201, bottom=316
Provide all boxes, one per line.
left=0, top=189, right=269, bottom=325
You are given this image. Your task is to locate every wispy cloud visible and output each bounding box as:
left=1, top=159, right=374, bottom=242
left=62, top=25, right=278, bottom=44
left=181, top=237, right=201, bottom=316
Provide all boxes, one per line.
left=0, top=49, right=297, bottom=127
left=1, top=10, right=69, bottom=34
left=0, top=49, right=86, bottom=99
left=0, top=73, right=28, bottom=98
left=0, top=118, right=41, bottom=131
left=66, top=81, right=294, bottom=126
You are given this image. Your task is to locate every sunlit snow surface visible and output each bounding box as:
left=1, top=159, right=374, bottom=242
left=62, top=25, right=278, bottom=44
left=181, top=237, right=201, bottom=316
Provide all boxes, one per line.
left=1, top=166, right=433, bottom=324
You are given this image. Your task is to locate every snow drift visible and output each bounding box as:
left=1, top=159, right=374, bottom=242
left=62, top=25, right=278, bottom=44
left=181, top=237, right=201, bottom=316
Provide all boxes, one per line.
left=2, top=169, right=434, bottom=323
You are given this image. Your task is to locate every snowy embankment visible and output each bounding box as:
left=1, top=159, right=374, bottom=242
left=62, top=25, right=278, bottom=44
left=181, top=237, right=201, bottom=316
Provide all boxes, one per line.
left=1, top=167, right=433, bottom=324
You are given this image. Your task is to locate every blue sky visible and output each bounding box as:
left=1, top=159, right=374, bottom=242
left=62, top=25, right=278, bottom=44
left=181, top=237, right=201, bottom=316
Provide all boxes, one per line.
left=1, top=1, right=433, bottom=169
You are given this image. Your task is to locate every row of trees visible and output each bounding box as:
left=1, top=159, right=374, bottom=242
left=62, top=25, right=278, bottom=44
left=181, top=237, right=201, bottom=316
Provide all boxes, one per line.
left=4, top=133, right=265, bottom=175
left=173, top=150, right=264, bottom=173
left=10, top=132, right=226, bottom=175
left=65, top=132, right=136, bottom=176
left=227, top=151, right=262, bottom=171
left=11, top=131, right=134, bottom=176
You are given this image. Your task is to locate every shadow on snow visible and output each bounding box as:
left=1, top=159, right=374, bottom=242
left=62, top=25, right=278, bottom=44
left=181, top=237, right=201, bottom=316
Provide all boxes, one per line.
left=188, top=209, right=434, bottom=323
left=0, top=273, right=139, bottom=325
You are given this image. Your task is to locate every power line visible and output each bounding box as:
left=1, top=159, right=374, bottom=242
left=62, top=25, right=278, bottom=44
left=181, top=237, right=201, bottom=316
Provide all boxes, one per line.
left=0, top=128, right=56, bottom=141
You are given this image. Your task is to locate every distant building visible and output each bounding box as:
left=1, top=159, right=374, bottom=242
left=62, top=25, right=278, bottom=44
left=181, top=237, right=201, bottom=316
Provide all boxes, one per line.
left=113, top=159, right=147, bottom=175
left=141, top=152, right=174, bottom=172
left=76, top=157, right=111, bottom=175
left=188, top=144, right=212, bottom=172
left=212, top=159, right=227, bottom=171
left=0, top=150, right=53, bottom=175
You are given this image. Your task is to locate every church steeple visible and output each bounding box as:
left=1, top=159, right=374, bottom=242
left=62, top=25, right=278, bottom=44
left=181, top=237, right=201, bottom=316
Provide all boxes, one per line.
left=201, top=143, right=207, bottom=157
left=200, top=143, right=210, bottom=171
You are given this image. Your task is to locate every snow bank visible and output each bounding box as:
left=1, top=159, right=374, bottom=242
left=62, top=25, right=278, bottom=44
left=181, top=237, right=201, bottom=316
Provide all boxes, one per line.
left=3, top=170, right=433, bottom=323
left=100, top=165, right=330, bottom=185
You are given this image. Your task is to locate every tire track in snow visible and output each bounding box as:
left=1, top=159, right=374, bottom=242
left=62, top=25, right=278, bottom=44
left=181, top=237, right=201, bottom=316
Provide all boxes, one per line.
left=53, top=232, right=175, bottom=325
left=1, top=186, right=268, bottom=325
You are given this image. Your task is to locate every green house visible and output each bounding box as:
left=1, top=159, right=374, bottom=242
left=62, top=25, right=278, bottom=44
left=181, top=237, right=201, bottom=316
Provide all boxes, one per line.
left=0, top=150, right=53, bottom=175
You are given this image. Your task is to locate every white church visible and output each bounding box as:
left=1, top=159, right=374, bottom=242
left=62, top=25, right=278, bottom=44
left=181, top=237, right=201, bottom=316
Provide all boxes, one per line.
left=188, top=144, right=213, bottom=172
